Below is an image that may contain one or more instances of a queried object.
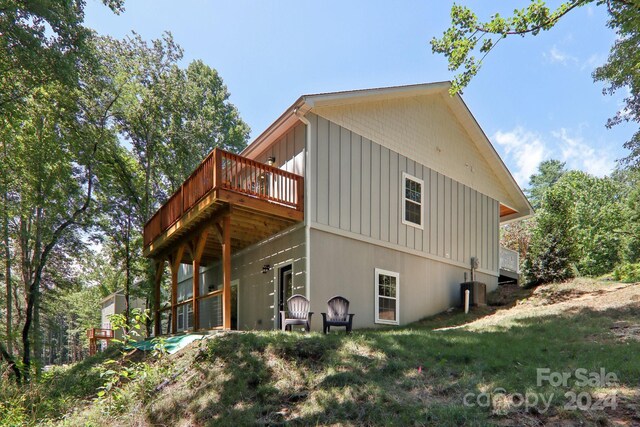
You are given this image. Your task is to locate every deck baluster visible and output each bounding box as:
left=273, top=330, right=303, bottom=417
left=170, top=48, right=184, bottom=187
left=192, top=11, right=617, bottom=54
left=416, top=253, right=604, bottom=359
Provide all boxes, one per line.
left=143, top=148, right=304, bottom=248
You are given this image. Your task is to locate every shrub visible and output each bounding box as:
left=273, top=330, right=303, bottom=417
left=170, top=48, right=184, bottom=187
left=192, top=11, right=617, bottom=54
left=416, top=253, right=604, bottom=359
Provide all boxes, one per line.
left=523, top=183, right=578, bottom=287
left=613, top=263, right=640, bottom=282
left=0, top=386, right=28, bottom=427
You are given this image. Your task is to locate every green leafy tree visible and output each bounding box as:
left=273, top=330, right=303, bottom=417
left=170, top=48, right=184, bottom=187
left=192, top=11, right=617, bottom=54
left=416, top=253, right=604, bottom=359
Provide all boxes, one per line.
left=523, top=182, right=578, bottom=286
left=103, top=32, right=250, bottom=216
left=6, top=42, right=121, bottom=379
left=160, top=59, right=250, bottom=189
left=0, top=0, right=124, bottom=383
left=0, top=114, right=18, bottom=356
left=562, top=171, right=626, bottom=276
left=97, top=33, right=249, bottom=334
left=39, top=248, right=98, bottom=365
left=50, top=284, right=104, bottom=362
left=623, top=179, right=640, bottom=263
left=500, top=160, right=566, bottom=271
left=526, top=160, right=566, bottom=210
left=432, top=1, right=640, bottom=164
left=0, top=21, right=250, bottom=383
left=0, top=0, right=124, bottom=113
left=11, top=84, right=100, bottom=379
left=94, top=140, right=145, bottom=329
left=102, top=32, right=185, bottom=221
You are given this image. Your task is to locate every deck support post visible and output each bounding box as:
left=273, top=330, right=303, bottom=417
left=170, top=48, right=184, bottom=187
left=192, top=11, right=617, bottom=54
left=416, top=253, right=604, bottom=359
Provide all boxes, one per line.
left=190, top=228, right=209, bottom=331
left=191, top=258, right=199, bottom=331
left=214, top=215, right=232, bottom=330
left=169, top=245, right=185, bottom=334
left=153, top=259, right=165, bottom=336
left=89, top=337, right=96, bottom=356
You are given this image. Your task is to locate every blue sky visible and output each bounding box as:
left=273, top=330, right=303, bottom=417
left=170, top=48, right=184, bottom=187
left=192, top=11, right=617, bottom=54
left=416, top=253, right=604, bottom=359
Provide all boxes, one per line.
left=84, top=0, right=634, bottom=189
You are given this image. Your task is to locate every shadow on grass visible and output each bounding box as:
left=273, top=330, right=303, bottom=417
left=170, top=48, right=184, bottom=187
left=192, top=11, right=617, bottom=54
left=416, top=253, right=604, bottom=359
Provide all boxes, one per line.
left=144, top=304, right=640, bottom=426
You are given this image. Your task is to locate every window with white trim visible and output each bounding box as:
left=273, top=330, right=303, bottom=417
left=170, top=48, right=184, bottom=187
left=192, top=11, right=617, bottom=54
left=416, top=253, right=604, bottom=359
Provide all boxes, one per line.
left=375, top=268, right=399, bottom=325
left=402, top=172, right=424, bottom=228
left=177, top=304, right=193, bottom=331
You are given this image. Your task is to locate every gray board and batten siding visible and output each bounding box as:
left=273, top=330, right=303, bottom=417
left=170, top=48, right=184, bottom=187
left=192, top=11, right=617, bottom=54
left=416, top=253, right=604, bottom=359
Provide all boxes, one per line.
left=172, top=109, right=500, bottom=330
left=309, top=228, right=498, bottom=329
left=253, top=122, right=306, bottom=176
left=306, top=113, right=500, bottom=276
left=177, top=225, right=307, bottom=331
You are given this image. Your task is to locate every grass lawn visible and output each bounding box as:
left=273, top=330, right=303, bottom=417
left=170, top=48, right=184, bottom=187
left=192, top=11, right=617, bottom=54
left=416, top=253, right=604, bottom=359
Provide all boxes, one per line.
left=6, top=279, right=640, bottom=426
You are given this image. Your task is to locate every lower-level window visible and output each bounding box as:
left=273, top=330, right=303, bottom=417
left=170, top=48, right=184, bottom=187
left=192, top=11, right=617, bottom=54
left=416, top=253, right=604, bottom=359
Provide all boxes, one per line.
left=177, top=303, right=193, bottom=331
left=375, top=268, right=399, bottom=325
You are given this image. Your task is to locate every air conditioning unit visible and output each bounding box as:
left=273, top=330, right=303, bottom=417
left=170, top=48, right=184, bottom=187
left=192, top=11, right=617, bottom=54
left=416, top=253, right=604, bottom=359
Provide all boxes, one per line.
left=460, top=281, right=487, bottom=307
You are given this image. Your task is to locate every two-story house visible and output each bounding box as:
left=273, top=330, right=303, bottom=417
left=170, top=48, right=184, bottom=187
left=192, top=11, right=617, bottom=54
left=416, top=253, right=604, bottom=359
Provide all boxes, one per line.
left=143, top=82, right=531, bottom=334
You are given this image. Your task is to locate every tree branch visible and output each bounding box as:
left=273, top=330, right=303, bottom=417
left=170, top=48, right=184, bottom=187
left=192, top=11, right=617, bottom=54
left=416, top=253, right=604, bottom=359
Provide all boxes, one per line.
left=475, top=0, right=588, bottom=36
left=478, top=36, right=504, bottom=66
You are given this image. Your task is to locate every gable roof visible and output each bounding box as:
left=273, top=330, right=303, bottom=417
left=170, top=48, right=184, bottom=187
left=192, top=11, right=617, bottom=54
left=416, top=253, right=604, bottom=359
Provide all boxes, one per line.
left=241, top=82, right=532, bottom=222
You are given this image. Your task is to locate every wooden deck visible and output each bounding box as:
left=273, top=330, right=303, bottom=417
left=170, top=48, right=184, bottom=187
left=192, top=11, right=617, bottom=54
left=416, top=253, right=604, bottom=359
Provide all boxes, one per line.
left=143, top=148, right=304, bottom=335
left=143, top=148, right=303, bottom=260
left=499, top=246, right=520, bottom=285
left=87, top=328, right=114, bottom=356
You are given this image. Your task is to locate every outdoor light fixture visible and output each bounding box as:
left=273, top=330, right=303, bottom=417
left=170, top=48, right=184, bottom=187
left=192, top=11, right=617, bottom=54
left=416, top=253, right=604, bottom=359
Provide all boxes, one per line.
left=262, top=264, right=271, bottom=274
left=266, top=156, right=276, bottom=166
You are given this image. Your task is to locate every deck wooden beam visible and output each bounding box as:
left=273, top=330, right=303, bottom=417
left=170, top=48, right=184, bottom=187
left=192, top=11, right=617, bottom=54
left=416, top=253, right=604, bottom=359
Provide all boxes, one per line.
left=212, top=222, right=224, bottom=243
left=193, top=228, right=209, bottom=263
left=217, top=189, right=303, bottom=222
left=192, top=255, right=199, bottom=331
left=220, top=215, right=232, bottom=330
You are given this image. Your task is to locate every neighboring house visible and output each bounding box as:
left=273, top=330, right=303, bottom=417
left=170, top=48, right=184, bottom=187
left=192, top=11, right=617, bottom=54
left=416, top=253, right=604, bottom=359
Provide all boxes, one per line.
left=100, top=290, right=146, bottom=340
left=88, top=290, right=147, bottom=355
left=143, top=82, right=531, bottom=335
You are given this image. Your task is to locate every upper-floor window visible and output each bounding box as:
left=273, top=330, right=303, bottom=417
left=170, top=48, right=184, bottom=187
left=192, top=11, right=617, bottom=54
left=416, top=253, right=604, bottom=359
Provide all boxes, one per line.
left=402, top=172, right=424, bottom=229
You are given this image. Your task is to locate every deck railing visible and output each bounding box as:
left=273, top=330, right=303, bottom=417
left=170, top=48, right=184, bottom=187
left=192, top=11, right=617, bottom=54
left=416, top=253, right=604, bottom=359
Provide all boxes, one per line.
left=87, top=328, right=114, bottom=340
left=499, top=246, right=519, bottom=273
left=143, top=148, right=304, bottom=247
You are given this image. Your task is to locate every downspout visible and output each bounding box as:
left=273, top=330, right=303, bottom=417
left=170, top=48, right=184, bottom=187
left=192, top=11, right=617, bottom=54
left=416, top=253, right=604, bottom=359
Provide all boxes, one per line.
left=294, top=108, right=312, bottom=302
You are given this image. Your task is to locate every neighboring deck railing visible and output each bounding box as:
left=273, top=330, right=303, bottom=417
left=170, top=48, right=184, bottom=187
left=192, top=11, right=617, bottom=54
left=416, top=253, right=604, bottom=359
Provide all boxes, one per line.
left=143, top=148, right=304, bottom=248
left=499, top=246, right=519, bottom=273
left=87, top=328, right=114, bottom=340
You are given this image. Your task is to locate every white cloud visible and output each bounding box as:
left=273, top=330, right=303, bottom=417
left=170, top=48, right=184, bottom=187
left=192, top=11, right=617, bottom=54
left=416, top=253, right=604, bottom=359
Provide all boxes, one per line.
left=542, top=42, right=605, bottom=71
left=493, top=127, right=549, bottom=187
left=552, top=128, right=614, bottom=177
left=544, top=45, right=578, bottom=65
left=581, top=53, right=606, bottom=70
left=492, top=127, right=615, bottom=188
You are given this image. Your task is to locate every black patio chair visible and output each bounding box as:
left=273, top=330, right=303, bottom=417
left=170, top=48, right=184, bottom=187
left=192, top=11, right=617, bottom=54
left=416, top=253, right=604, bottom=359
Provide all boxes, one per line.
left=321, top=296, right=355, bottom=334
left=280, top=294, right=313, bottom=332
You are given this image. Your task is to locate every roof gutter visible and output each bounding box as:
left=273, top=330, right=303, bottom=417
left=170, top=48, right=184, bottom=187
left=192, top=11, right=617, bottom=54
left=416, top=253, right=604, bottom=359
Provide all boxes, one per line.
left=240, top=97, right=310, bottom=160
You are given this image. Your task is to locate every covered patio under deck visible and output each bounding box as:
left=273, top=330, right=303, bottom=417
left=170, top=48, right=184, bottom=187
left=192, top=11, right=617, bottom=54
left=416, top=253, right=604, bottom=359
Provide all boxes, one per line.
left=143, top=148, right=304, bottom=335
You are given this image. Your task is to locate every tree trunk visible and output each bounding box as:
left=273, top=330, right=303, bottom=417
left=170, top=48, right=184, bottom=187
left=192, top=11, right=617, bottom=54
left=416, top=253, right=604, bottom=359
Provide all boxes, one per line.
left=2, top=137, right=11, bottom=355
left=21, top=283, right=35, bottom=382
left=4, top=206, right=11, bottom=355
left=124, top=209, right=131, bottom=328
left=13, top=279, right=21, bottom=326
left=20, top=214, right=34, bottom=381
left=0, top=340, right=21, bottom=384
left=143, top=146, right=154, bottom=337
left=32, top=206, right=43, bottom=376
left=33, top=287, right=41, bottom=371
